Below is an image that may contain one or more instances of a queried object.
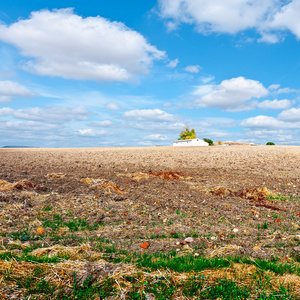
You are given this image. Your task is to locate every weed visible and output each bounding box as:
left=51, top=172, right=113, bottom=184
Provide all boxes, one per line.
left=42, top=214, right=63, bottom=231
left=268, top=195, right=287, bottom=202
left=258, top=222, right=269, bottom=230
left=202, top=279, right=250, bottom=299
left=43, top=206, right=53, bottom=211
left=105, top=245, right=117, bottom=253
left=150, top=233, right=167, bottom=239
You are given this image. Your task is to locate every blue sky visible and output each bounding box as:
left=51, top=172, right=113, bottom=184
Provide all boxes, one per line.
left=0, top=0, right=300, bottom=147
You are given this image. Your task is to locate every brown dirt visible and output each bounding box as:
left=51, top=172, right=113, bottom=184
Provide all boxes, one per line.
left=0, top=145, right=300, bottom=260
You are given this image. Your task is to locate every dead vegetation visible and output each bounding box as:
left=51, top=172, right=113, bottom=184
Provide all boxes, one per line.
left=0, top=179, right=36, bottom=191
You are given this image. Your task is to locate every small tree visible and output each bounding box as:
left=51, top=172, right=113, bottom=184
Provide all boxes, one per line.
left=179, top=126, right=197, bottom=140
left=203, top=138, right=214, bottom=146
left=217, top=140, right=223, bottom=145
left=266, top=142, right=275, bottom=145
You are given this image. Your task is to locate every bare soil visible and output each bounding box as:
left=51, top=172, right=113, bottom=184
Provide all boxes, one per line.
left=1, top=145, right=300, bottom=298
left=1, top=145, right=300, bottom=255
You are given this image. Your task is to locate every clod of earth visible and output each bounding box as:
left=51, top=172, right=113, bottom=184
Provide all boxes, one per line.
left=140, top=242, right=150, bottom=249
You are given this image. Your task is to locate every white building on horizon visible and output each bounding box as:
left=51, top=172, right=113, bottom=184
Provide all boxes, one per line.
left=173, top=138, right=209, bottom=147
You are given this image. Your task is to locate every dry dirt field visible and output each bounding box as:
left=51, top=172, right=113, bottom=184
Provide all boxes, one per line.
left=1, top=145, right=300, bottom=299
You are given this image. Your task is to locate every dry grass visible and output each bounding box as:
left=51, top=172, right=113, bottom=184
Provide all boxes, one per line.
left=81, top=178, right=126, bottom=195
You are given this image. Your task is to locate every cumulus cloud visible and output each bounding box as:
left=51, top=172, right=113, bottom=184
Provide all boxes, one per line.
left=278, top=107, right=300, bottom=122
left=123, top=109, right=175, bottom=122
left=0, top=81, right=34, bottom=102
left=167, top=58, right=179, bottom=68
left=240, top=115, right=300, bottom=129
left=157, top=0, right=300, bottom=41
left=0, top=106, right=89, bottom=123
left=269, top=0, right=300, bottom=38
left=105, top=103, right=120, bottom=110
left=0, top=8, right=165, bottom=82
left=185, top=65, right=201, bottom=73
left=258, top=99, right=293, bottom=110
left=194, top=77, right=268, bottom=111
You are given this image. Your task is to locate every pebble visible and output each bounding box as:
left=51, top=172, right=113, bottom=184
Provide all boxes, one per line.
left=233, top=228, right=239, bottom=233
left=184, top=237, right=194, bottom=243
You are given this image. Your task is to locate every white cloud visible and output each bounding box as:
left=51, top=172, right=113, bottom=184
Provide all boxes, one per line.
left=194, top=77, right=268, bottom=111
left=277, top=87, right=299, bottom=94
left=123, top=109, right=175, bottom=122
left=158, top=0, right=278, bottom=34
left=158, top=0, right=300, bottom=41
left=200, top=75, right=215, bottom=84
left=257, top=32, right=281, bottom=44
left=258, top=99, right=293, bottom=110
left=268, top=84, right=280, bottom=91
left=75, top=128, right=106, bottom=136
left=0, top=8, right=165, bottom=82
left=278, top=107, right=300, bottom=122
left=138, top=141, right=154, bottom=146
left=143, top=134, right=169, bottom=141
left=105, top=103, right=120, bottom=110
left=185, top=65, right=201, bottom=73
left=90, top=120, right=113, bottom=127
left=0, top=81, right=34, bottom=102
left=192, top=84, right=214, bottom=96
left=0, top=120, right=58, bottom=131
left=129, top=121, right=185, bottom=133
left=269, top=0, right=300, bottom=39
left=167, top=58, right=179, bottom=68
left=240, top=115, right=300, bottom=129
left=0, top=106, right=89, bottom=123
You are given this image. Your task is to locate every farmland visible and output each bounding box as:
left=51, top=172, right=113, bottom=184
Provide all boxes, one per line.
left=1, top=146, right=300, bottom=299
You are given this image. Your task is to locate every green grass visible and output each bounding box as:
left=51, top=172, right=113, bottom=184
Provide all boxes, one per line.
left=1, top=247, right=299, bottom=299
left=0, top=251, right=66, bottom=263
left=257, top=222, right=269, bottom=230
left=43, top=206, right=53, bottom=211
left=268, top=195, right=287, bottom=201
left=42, top=214, right=103, bottom=233
left=116, top=251, right=300, bottom=277
left=3, top=269, right=296, bottom=299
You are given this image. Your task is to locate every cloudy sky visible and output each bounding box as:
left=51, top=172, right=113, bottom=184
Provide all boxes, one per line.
left=0, top=0, right=300, bottom=147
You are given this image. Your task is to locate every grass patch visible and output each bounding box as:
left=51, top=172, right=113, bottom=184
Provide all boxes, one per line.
left=42, top=214, right=103, bottom=233
left=0, top=251, right=65, bottom=263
